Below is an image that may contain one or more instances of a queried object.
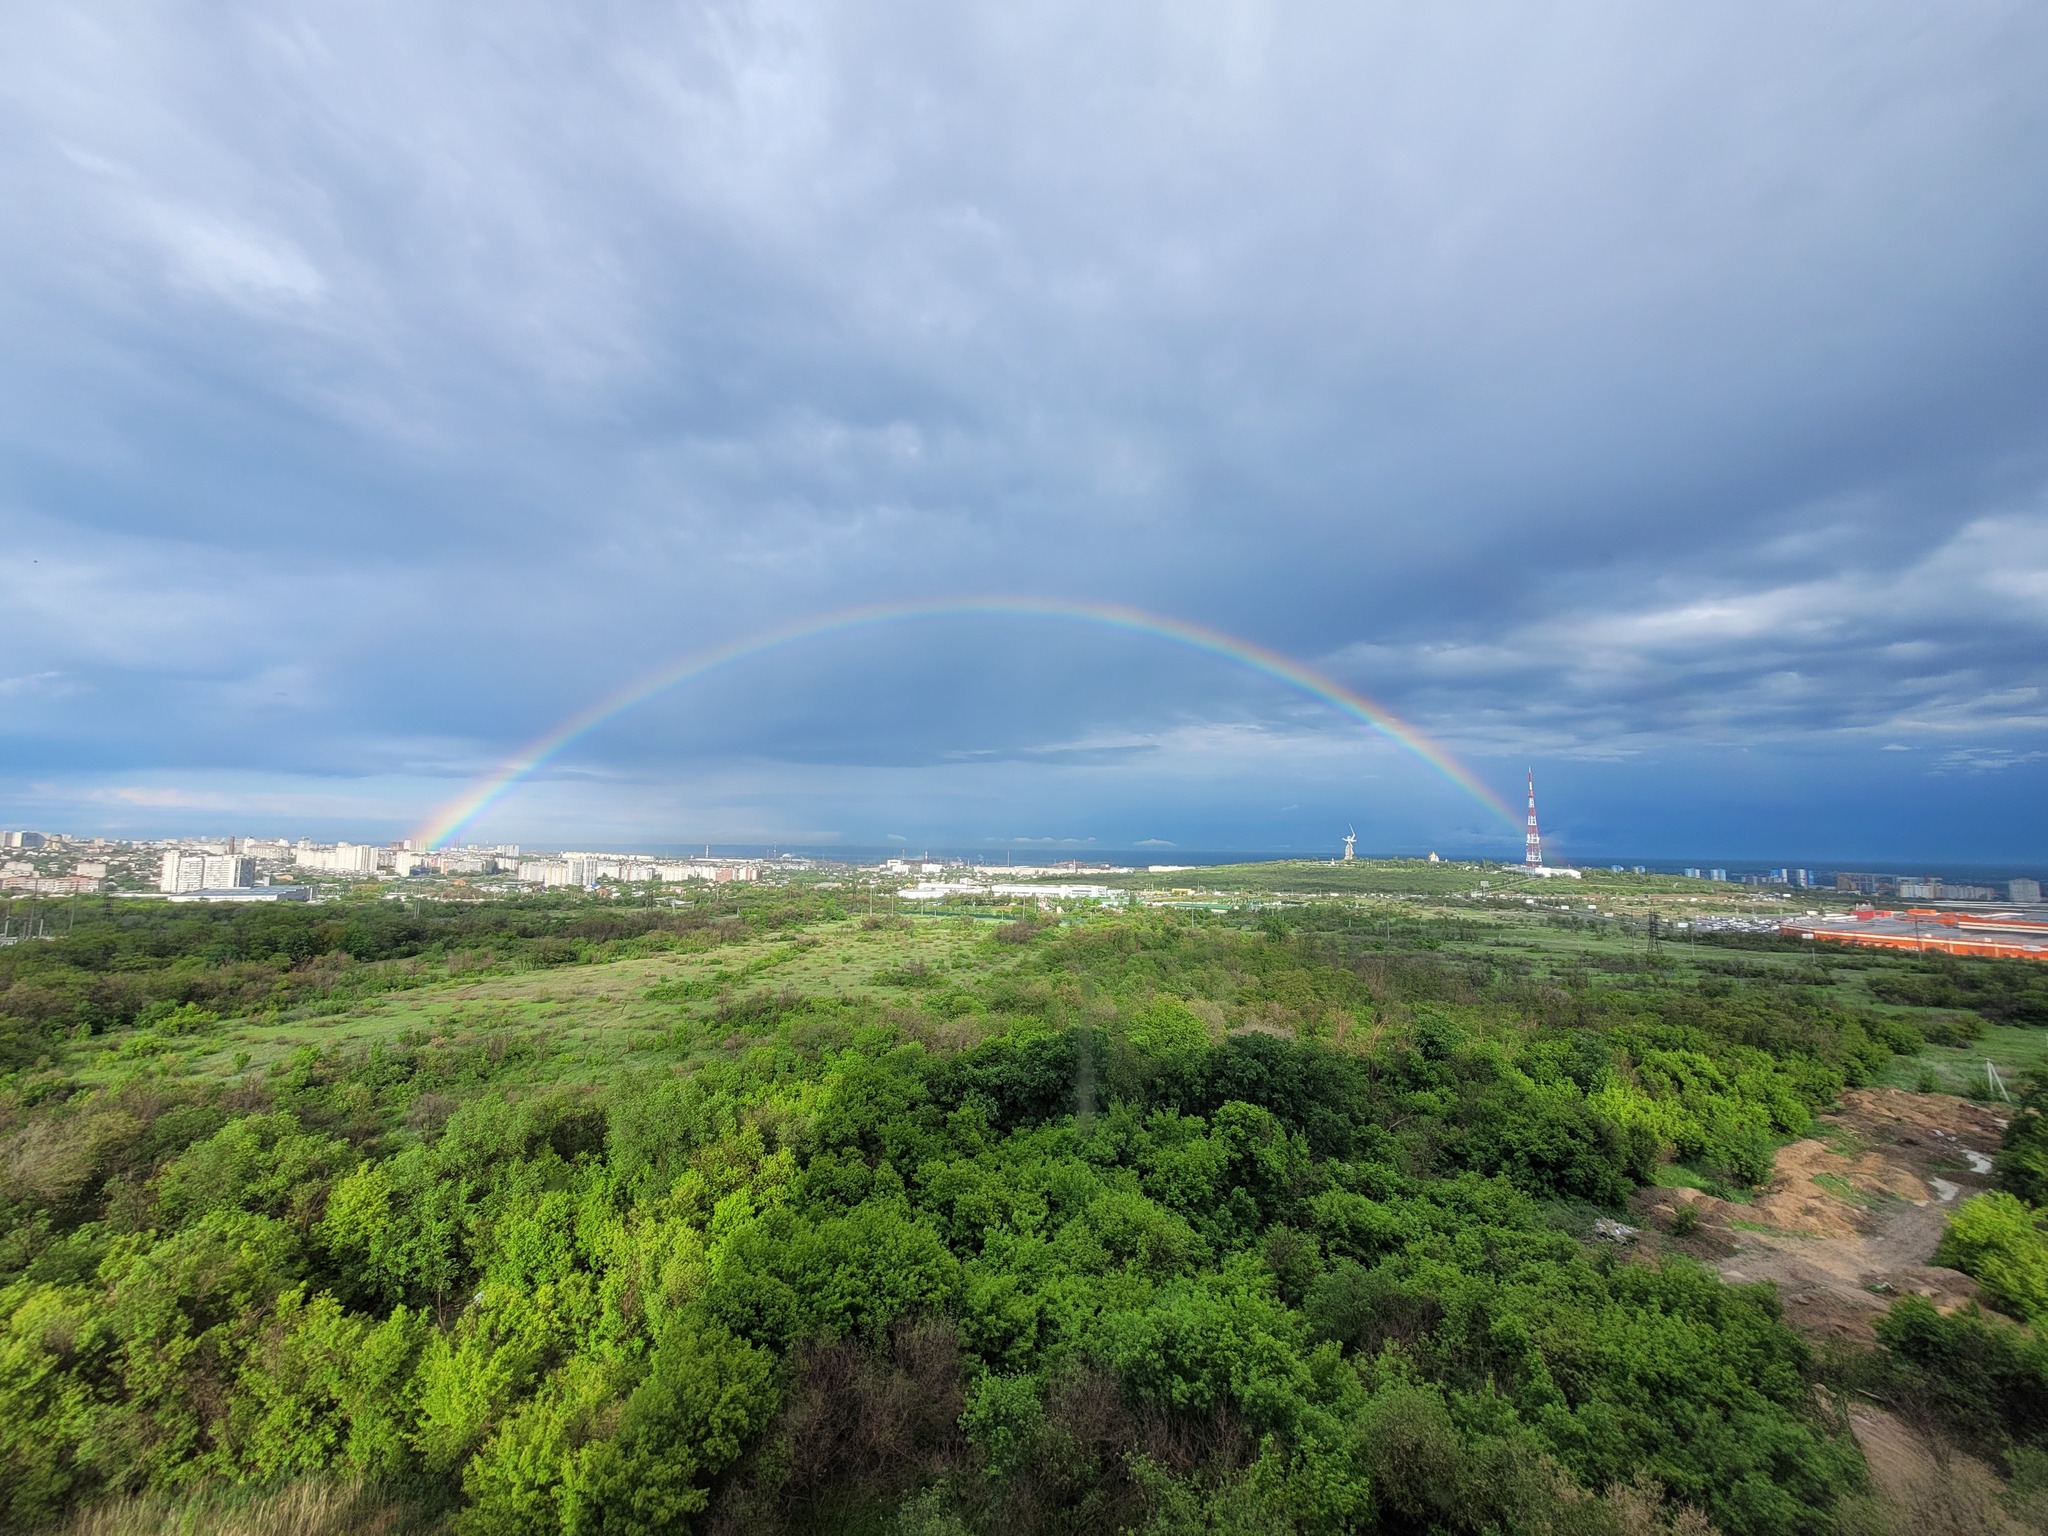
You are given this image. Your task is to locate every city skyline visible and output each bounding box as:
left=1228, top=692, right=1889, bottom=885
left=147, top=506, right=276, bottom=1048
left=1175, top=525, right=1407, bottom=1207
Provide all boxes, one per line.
left=7, top=823, right=2042, bottom=890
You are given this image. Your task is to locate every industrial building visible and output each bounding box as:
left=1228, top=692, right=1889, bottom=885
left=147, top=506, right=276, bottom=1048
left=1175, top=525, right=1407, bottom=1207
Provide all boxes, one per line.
left=167, top=885, right=311, bottom=903
left=1782, top=909, right=2048, bottom=962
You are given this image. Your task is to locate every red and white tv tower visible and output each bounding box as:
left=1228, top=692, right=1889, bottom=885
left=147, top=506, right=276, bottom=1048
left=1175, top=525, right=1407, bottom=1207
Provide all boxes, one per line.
left=1524, top=770, right=1544, bottom=869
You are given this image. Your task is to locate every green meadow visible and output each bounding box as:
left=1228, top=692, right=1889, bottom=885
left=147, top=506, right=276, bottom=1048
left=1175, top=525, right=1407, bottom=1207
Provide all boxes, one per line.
left=3, top=870, right=2046, bottom=1536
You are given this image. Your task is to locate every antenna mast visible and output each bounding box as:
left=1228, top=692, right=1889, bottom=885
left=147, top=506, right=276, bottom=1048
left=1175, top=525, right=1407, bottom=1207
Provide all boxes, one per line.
left=1524, top=771, right=1544, bottom=868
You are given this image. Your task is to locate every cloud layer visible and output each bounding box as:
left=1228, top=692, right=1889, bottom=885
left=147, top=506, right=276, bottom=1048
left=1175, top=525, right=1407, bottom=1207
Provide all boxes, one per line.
left=3, top=2, right=2046, bottom=859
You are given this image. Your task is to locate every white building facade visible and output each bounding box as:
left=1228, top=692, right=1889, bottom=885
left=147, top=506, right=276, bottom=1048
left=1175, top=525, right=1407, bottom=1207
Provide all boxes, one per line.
left=159, top=851, right=253, bottom=892
left=292, top=842, right=382, bottom=876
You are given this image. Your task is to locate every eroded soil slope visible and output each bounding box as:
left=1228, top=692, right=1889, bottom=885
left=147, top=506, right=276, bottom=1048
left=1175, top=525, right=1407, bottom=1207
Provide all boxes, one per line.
left=1634, top=1088, right=2008, bottom=1343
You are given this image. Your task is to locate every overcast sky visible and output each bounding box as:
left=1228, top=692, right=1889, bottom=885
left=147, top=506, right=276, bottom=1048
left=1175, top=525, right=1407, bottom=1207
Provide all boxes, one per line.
left=4, top=2, right=2046, bottom=863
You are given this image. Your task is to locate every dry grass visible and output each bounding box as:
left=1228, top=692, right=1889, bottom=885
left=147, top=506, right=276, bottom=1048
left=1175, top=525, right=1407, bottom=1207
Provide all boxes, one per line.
left=1846, top=1407, right=2032, bottom=1536
left=53, top=1481, right=421, bottom=1536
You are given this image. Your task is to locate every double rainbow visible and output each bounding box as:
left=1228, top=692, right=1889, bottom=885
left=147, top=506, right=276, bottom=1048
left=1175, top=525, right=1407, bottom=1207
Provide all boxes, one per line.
left=414, top=597, right=1517, bottom=849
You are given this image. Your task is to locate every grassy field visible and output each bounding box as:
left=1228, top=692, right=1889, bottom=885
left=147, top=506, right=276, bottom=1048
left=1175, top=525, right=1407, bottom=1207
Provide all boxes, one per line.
left=60, top=870, right=2047, bottom=1108
left=1874, top=1022, right=2048, bottom=1097
left=67, top=914, right=1023, bottom=1091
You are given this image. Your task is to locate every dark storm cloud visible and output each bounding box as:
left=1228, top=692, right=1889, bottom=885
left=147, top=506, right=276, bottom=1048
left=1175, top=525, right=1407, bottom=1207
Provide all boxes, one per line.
left=1331, top=504, right=2048, bottom=757
left=2, top=1, right=2046, bottom=853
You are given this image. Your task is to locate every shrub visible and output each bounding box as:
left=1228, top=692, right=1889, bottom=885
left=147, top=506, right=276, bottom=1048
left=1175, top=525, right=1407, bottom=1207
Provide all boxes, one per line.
left=1937, top=1193, right=2048, bottom=1323
left=557, top=1320, right=775, bottom=1534
left=1996, top=1068, right=2048, bottom=1206
left=1873, top=1296, right=2048, bottom=1456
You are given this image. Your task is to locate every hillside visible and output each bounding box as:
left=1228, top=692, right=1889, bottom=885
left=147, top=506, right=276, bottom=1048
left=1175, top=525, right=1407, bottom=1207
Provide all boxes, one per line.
left=2, top=876, right=2046, bottom=1535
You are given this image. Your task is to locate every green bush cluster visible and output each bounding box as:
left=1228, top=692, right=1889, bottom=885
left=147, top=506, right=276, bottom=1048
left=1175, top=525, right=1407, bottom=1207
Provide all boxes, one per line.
left=1857, top=1297, right=2048, bottom=1472
left=0, top=891, right=831, bottom=1069
left=1924, top=1066, right=2048, bottom=1341
left=1866, top=958, right=2048, bottom=1026
left=0, top=902, right=1998, bottom=1534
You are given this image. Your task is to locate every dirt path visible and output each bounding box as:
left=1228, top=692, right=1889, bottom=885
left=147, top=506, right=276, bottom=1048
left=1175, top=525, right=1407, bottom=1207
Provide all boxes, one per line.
left=1627, top=1090, right=2028, bottom=1531
left=1632, top=1088, right=2010, bottom=1343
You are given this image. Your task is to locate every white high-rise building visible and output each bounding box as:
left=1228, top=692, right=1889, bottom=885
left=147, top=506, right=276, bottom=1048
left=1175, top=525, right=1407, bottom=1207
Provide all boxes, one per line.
left=202, top=854, right=254, bottom=889
left=160, top=851, right=204, bottom=892
left=161, top=851, right=254, bottom=891
left=292, top=842, right=382, bottom=876
left=516, top=859, right=576, bottom=886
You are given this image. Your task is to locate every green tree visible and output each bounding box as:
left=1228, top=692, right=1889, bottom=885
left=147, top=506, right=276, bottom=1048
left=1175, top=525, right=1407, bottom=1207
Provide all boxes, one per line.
left=557, top=1320, right=774, bottom=1534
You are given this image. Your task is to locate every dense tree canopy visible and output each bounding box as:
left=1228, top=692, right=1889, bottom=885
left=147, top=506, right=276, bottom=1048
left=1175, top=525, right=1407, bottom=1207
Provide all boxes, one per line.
left=1, top=893, right=2041, bottom=1533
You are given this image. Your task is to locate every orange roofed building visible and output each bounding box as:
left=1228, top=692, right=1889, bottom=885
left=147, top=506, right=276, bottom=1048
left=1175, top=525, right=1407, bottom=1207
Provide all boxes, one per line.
left=1780, top=908, right=2048, bottom=962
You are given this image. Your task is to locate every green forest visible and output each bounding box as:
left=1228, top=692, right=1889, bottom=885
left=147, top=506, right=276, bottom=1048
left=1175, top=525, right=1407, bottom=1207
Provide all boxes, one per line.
left=3, top=883, right=2047, bottom=1535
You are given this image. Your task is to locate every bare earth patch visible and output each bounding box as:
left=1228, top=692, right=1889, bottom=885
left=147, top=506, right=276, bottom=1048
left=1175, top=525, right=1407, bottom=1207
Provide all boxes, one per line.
left=1846, top=1403, right=2029, bottom=1536
left=1633, top=1088, right=2009, bottom=1344
left=1634, top=1090, right=2028, bottom=1533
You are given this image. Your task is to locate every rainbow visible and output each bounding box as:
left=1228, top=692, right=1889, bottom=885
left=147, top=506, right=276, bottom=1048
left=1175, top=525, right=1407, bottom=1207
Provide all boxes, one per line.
left=414, top=597, right=1519, bottom=849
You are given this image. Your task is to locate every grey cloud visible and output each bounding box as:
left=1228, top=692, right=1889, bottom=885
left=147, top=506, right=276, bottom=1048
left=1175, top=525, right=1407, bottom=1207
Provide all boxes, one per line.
left=1933, top=748, right=2048, bottom=774
left=0, top=672, right=80, bottom=698
left=1, top=1, right=2046, bottom=852
left=1328, top=510, right=2048, bottom=752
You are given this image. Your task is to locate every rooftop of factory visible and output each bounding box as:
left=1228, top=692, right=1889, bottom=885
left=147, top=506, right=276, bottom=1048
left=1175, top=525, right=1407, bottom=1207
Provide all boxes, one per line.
left=1782, top=907, right=2048, bottom=960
